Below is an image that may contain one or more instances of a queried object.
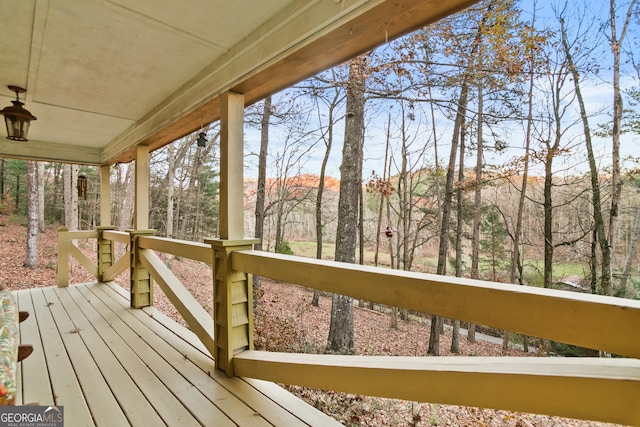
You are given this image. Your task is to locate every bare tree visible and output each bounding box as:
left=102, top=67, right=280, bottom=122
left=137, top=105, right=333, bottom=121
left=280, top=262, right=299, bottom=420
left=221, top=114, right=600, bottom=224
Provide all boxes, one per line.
left=607, top=0, right=637, bottom=288
left=327, top=55, right=368, bottom=354
left=117, top=163, right=134, bottom=232
left=559, top=9, right=611, bottom=295
left=165, top=144, right=176, bottom=268
left=308, top=78, right=344, bottom=306
left=24, top=161, right=39, bottom=268
left=38, top=162, right=45, bottom=232
left=64, top=164, right=78, bottom=230
left=253, top=96, right=271, bottom=302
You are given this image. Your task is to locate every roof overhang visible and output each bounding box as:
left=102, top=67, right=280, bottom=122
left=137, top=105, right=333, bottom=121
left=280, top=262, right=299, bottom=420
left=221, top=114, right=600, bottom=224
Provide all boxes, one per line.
left=0, top=0, right=477, bottom=166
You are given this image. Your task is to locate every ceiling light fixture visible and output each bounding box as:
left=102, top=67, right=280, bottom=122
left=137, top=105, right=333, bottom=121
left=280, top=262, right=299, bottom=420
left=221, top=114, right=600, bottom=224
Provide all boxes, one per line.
left=1, top=85, right=37, bottom=141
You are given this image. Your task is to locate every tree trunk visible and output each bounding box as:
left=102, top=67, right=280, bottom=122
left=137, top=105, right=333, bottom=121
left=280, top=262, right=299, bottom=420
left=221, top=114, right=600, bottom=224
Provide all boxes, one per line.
left=24, top=161, right=39, bottom=268
left=620, top=207, right=640, bottom=289
left=118, top=163, right=135, bottom=231
left=312, top=95, right=335, bottom=307
left=327, top=56, right=367, bottom=354
left=37, top=162, right=45, bottom=232
left=165, top=144, right=176, bottom=268
left=374, top=115, right=392, bottom=270
left=64, top=164, right=79, bottom=230
left=431, top=80, right=469, bottom=356
left=560, top=16, right=611, bottom=296
left=255, top=97, right=271, bottom=303
left=0, top=159, right=4, bottom=201
left=470, top=76, right=484, bottom=346
left=607, top=0, right=635, bottom=293
left=507, top=11, right=537, bottom=352
left=451, top=109, right=467, bottom=354
left=431, top=2, right=491, bottom=353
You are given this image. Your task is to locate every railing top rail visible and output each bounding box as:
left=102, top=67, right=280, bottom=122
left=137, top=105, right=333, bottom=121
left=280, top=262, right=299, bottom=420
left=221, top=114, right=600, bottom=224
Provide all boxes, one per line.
left=58, top=229, right=99, bottom=240
left=137, top=235, right=212, bottom=265
left=102, top=230, right=130, bottom=244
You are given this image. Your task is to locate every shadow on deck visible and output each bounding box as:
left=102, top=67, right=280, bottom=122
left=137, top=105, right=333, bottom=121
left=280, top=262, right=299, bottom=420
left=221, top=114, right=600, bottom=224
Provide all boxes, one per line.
left=15, top=282, right=339, bottom=426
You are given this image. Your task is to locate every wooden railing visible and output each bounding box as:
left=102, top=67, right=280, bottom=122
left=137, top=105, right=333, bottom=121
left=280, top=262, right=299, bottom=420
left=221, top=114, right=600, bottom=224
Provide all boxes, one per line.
left=231, top=250, right=640, bottom=426
left=56, top=227, right=130, bottom=286
left=55, top=228, right=99, bottom=286
left=101, top=229, right=130, bottom=281
left=55, top=228, right=640, bottom=425
left=136, top=236, right=215, bottom=357
left=55, top=227, right=228, bottom=373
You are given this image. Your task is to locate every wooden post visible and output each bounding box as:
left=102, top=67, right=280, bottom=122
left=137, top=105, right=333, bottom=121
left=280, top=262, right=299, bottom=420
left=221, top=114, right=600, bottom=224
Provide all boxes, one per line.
left=96, top=226, right=116, bottom=281
left=219, top=91, right=245, bottom=240
left=134, top=145, right=150, bottom=230
left=128, top=229, right=156, bottom=308
left=211, top=91, right=260, bottom=376
left=206, top=238, right=259, bottom=376
left=55, top=227, right=69, bottom=287
left=100, top=164, right=111, bottom=226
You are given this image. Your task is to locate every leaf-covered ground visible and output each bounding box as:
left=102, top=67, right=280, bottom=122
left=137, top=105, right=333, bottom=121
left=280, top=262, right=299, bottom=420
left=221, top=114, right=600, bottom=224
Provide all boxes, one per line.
left=0, top=217, right=624, bottom=427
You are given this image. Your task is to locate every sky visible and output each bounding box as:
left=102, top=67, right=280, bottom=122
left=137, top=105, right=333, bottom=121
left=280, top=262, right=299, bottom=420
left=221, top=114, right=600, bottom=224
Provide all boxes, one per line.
left=242, top=0, right=640, bottom=181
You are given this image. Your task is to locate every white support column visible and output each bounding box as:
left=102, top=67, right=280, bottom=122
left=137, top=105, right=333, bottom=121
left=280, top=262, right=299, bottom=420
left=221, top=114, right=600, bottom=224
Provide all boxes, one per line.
left=134, top=145, right=150, bottom=230
left=219, top=91, right=245, bottom=240
left=100, top=164, right=111, bottom=226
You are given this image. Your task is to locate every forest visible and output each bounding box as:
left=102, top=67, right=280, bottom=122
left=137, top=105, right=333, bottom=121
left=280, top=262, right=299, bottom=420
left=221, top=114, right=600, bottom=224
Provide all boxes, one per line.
left=2, top=0, right=640, bottom=359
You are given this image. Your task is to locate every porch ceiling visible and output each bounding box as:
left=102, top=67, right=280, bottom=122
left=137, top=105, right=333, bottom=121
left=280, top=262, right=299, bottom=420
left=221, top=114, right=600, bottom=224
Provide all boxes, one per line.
left=0, top=0, right=476, bottom=166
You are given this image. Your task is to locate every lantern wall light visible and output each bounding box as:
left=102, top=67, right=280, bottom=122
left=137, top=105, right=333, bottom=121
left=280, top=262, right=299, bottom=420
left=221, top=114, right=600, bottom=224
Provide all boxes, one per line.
left=197, top=131, right=207, bottom=147
left=1, top=86, right=37, bottom=141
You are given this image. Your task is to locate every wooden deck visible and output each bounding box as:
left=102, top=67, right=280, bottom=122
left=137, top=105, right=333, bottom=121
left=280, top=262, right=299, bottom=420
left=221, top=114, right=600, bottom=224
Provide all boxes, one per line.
left=14, top=282, right=339, bottom=426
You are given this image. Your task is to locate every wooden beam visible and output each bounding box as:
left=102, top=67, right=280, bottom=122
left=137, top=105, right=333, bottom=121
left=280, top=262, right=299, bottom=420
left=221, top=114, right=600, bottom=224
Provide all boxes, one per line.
left=137, top=236, right=212, bottom=265
left=232, top=250, right=640, bottom=359
left=0, top=139, right=102, bottom=165
left=234, top=351, right=640, bottom=426
left=102, top=230, right=130, bottom=244
left=68, top=244, right=98, bottom=278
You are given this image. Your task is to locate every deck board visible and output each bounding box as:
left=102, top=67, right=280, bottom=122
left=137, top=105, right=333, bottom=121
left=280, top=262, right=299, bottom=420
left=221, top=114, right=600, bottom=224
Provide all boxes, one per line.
left=98, top=282, right=334, bottom=426
left=17, top=291, right=54, bottom=406
left=29, top=289, right=94, bottom=425
left=63, top=285, right=204, bottom=426
left=72, top=284, right=235, bottom=427
left=50, top=286, right=167, bottom=426
left=14, top=283, right=339, bottom=427
left=40, top=286, right=129, bottom=427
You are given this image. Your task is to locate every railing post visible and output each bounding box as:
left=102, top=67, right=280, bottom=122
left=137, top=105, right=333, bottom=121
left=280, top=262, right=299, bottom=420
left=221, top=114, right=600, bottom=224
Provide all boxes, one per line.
left=206, top=238, right=260, bottom=377
left=55, top=227, right=69, bottom=288
left=96, top=226, right=116, bottom=282
left=128, top=229, right=157, bottom=308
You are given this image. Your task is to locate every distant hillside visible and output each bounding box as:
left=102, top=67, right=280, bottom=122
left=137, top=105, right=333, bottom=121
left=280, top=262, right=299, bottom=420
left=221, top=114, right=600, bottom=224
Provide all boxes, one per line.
left=244, top=174, right=340, bottom=194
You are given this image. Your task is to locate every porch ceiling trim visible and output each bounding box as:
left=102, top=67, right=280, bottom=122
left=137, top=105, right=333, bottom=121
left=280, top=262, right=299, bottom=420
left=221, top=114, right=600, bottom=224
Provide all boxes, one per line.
left=0, top=140, right=102, bottom=165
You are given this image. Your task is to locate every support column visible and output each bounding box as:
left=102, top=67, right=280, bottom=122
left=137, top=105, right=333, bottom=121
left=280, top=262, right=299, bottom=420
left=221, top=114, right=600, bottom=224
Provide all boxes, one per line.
left=219, top=91, right=245, bottom=240
left=100, top=164, right=111, bottom=226
left=212, top=91, right=258, bottom=376
left=96, top=226, right=115, bottom=281
left=128, top=229, right=156, bottom=308
left=206, top=238, right=259, bottom=376
left=134, top=145, right=150, bottom=230
left=55, top=227, right=70, bottom=288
